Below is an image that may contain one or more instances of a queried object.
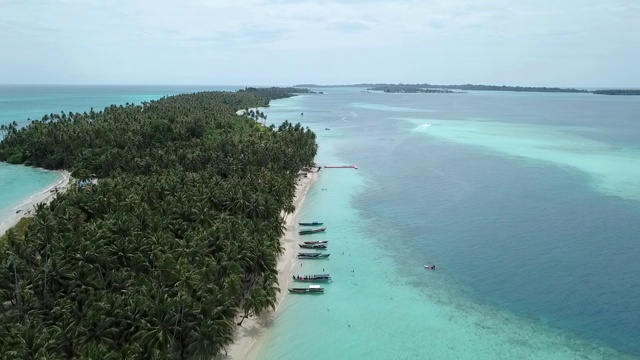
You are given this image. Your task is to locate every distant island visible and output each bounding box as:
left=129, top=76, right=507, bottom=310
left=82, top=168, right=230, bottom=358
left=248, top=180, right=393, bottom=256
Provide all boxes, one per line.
left=295, top=83, right=640, bottom=95
left=591, top=89, right=640, bottom=96
left=367, top=85, right=465, bottom=94
left=250, top=86, right=321, bottom=94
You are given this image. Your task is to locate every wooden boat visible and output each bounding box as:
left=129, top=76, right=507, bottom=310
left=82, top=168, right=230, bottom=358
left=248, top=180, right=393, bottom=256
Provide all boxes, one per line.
left=293, top=274, right=332, bottom=282
left=424, top=265, right=436, bottom=270
left=298, top=243, right=327, bottom=249
left=299, top=227, right=326, bottom=235
left=303, top=240, right=328, bottom=245
left=299, top=221, right=323, bottom=226
left=297, top=253, right=330, bottom=259
left=288, top=285, right=324, bottom=293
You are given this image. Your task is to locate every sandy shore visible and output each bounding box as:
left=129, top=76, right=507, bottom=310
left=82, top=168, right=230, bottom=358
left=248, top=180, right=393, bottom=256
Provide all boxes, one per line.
left=222, top=170, right=319, bottom=360
left=0, top=170, right=72, bottom=237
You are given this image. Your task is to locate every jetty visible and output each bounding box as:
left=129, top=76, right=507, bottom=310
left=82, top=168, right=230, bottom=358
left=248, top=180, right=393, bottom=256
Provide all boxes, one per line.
left=324, top=165, right=358, bottom=169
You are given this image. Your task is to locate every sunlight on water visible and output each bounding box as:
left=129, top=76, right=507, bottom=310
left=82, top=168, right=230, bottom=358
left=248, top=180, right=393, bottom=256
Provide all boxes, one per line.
left=408, top=119, right=640, bottom=202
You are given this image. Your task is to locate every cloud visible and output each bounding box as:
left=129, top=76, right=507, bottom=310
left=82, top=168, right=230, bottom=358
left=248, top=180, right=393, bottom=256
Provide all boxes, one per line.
left=0, top=0, right=639, bottom=85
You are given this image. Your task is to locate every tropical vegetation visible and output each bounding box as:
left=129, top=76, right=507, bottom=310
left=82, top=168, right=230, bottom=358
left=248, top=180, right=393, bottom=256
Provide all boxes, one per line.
left=0, top=88, right=318, bottom=358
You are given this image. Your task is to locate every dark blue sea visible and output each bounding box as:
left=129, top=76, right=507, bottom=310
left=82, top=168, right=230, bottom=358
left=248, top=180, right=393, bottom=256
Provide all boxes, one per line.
left=254, top=88, right=640, bottom=359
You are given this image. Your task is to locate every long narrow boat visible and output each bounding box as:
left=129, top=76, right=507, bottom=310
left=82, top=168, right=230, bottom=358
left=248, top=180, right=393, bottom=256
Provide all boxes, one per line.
left=299, top=227, right=327, bottom=235
left=303, top=240, right=328, bottom=245
left=288, top=285, right=324, bottom=294
left=299, top=221, right=323, bottom=226
left=297, top=253, right=330, bottom=259
left=293, top=274, right=332, bottom=282
left=298, top=243, right=327, bottom=249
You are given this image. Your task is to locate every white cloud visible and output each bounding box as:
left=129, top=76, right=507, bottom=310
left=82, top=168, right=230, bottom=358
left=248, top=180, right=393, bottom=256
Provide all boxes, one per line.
left=0, top=0, right=639, bottom=85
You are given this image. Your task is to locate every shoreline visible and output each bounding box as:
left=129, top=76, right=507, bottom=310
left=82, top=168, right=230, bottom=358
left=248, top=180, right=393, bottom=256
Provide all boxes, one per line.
left=223, top=169, right=319, bottom=360
left=0, top=169, right=72, bottom=237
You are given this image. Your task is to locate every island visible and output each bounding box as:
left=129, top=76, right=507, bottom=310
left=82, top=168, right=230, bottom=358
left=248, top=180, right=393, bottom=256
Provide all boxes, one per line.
left=592, top=89, right=640, bottom=96
left=296, top=83, right=590, bottom=93
left=0, top=88, right=318, bottom=358
left=367, top=84, right=465, bottom=93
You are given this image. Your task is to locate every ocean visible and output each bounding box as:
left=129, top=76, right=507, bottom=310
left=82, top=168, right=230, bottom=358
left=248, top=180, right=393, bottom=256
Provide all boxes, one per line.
left=1, top=86, right=639, bottom=359
left=255, top=88, right=640, bottom=359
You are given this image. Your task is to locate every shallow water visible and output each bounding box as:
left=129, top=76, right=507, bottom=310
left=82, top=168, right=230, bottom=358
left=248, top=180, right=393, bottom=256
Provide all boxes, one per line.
left=255, top=89, right=640, bottom=359
left=0, top=164, right=62, bottom=230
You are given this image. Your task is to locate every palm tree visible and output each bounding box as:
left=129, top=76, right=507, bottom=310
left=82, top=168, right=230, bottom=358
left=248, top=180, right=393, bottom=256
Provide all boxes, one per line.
left=0, top=88, right=318, bottom=358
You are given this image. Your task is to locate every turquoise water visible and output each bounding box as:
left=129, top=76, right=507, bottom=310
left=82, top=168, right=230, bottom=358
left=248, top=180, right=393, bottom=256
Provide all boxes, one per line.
left=254, top=89, right=640, bottom=359
left=0, top=163, right=62, bottom=229
left=0, top=85, right=242, bottom=127
left=0, top=85, right=240, bottom=228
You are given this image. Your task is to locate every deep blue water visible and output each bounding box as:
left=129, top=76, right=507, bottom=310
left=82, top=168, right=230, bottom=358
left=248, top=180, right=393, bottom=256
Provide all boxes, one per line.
left=263, top=89, right=640, bottom=357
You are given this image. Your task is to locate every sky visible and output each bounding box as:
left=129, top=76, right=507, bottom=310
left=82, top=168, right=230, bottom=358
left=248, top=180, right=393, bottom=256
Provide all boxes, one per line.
left=1, top=0, right=639, bottom=87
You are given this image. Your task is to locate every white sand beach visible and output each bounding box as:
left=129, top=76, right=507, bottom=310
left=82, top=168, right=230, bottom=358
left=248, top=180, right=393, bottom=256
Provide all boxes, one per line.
left=223, top=169, right=319, bottom=360
left=0, top=170, right=72, bottom=237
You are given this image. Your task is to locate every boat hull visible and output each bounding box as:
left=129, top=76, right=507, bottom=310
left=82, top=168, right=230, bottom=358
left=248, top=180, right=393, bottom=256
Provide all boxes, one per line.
left=298, top=227, right=327, bottom=235
left=288, top=288, right=325, bottom=294
left=293, top=274, right=332, bottom=282
left=297, top=253, right=330, bottom=259
left=298, top=244, right=327, bottom=249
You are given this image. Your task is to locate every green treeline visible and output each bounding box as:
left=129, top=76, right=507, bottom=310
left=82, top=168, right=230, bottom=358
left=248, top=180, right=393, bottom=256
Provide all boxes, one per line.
left=592, top=89, right=640, bottom=95
left=419, top=84, right=589, bottom=93
left=297, top=83, right=640, bottom=95
left=239, top=86, right=318, bottom=95
left=296, top=83, right=591, bottom=93
left=0, top=89, right=318, bottom=358
left=365, top=83, right=587, bottom=93
left=367, top=85, right=463, bottom=93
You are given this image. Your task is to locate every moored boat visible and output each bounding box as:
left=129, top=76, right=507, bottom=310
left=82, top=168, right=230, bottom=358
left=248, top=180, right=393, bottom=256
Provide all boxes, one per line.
left=299, top=227, right=326, bottom=235
left=297, top=253, right=330, bottom=259
left=293, top=274, right=332, bottom=282
left=303, top=240, right=328, bottom=245
left=299, top=221, right=323, bottom=226
left=298, top=243, right=328, bottom=249
left=288, top=285, right=325, bottom=293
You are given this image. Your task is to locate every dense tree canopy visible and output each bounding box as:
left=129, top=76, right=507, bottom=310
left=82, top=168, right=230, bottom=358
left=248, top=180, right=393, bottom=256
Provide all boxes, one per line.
left=0, top=89, right=317, bottom=359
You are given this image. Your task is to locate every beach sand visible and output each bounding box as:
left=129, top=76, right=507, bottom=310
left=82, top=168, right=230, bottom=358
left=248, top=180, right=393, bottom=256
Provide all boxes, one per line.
left=0, top=170, right=72, bottom=237
left=223, top=170, right=319, bottom=360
